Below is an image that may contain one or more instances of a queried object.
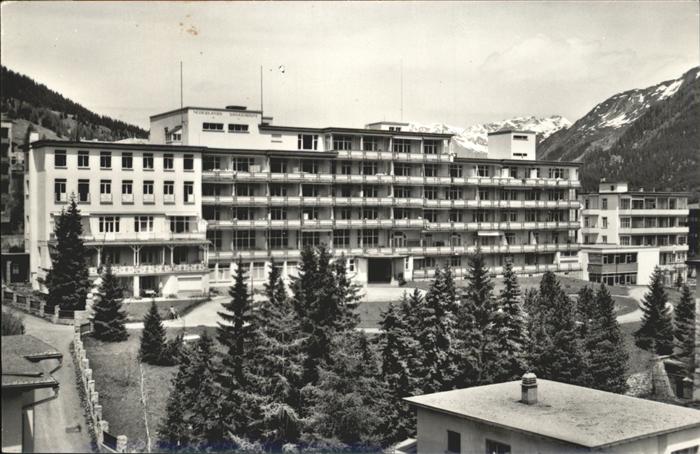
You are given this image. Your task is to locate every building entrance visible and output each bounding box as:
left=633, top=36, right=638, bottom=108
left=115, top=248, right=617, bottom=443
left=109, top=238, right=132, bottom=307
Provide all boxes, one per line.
left=367, top=258, right=392, bottom=283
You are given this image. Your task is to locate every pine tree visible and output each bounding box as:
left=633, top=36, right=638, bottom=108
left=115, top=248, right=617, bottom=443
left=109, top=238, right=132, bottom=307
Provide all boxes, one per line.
left=44, top=196, right=90, bottom=311
left=139, top=300, right=167, bottom=364
left=378, top=299, right=419, bottom=442
left=454, top=254, right=496, bottom=387
left=634, top=267, right=674, bottom=355
left=586, top=284, right=628, bottom=393
left=489, top=261, right=527, bottom=383
left=575, top=286, right=596, bottom=340
left=415, top=266, right=458, bottom=394
left=674, top=284, right=696, bottom=376
left=158, top=347, right=193, bottom=451
left=526, top=272, right=586, bottom=385
left=217, top=259, right=256, bottom=385
left=674, top=272, right=685, bottom=290
left=91, top=262, right=128, bottom=342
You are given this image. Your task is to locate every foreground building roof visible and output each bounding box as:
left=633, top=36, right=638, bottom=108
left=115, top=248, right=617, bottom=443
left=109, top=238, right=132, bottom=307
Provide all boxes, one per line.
left=1, top=334, right=62, bottom=390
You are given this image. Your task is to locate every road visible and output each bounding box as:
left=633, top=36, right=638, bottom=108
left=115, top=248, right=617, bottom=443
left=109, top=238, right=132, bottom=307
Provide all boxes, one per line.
left=19, top=311, right=94, bottom=453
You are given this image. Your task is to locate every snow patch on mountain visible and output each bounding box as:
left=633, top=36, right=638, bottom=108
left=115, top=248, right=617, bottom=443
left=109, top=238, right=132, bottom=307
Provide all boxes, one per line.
left=406, top=115, right=571, bottom=155
left=655, top=78, right=683, bottom=100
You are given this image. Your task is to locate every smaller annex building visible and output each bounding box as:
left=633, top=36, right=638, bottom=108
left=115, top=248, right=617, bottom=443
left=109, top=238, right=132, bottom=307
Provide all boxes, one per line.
left=405, top=374, right=700, bottom=454
left=1, top=334, right=62, bottom=453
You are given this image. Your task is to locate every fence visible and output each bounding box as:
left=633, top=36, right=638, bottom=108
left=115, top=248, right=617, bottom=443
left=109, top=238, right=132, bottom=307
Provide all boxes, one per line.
left=0, top=285, right=86, bottom=325
left=73, top=328, right=128, bottom=453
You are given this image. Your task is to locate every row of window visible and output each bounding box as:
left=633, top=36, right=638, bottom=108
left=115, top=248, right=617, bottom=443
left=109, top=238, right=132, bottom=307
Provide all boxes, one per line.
left=202, top=123, right=249, bottom=133
left=584, top=197, right=687, bottom=210
left=54, top=179, right=194, bottom=204
left=54, top=150, right=195, bottom=171
left=96, top=216, right=195, bottom=233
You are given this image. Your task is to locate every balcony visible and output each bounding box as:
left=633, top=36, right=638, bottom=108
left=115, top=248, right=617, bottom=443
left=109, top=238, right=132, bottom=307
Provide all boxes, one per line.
left=411, top=262, right=582, bottom=279
left=54, top=193, right=68, bottom=203
left=89, top=262, right=207, bottom=276
left=163, top=194, right=175, bottom=204
left=619, top=226, right=688, bottom=235
left=143, top=193, right=155, bottom=204
left=618, top=209, right=689, bottom=216
left=99, top=193, right=112, bottom=203
left=81, top=230, right=207, bottom=244
left=121, top=193, right=134, bottom=204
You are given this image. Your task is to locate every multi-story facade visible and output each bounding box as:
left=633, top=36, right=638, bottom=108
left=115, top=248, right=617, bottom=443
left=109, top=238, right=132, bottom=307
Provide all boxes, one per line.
left=25, top=137, right=210, bottom=297
left=579, top=182, right=689, bottom=285
left=151, top=106, right=581, bottom=288
left=1, top=116, right=13, bottom=227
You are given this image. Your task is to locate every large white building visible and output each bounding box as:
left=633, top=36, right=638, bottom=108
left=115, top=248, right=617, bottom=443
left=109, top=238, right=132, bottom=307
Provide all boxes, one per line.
left=579, top=181, right=689, bottom=286
left=26, top=105, right=583, bottom=295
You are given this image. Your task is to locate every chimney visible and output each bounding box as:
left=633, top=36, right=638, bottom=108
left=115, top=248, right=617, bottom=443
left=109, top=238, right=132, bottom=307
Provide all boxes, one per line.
left=521, top=372, right=538, bottom=405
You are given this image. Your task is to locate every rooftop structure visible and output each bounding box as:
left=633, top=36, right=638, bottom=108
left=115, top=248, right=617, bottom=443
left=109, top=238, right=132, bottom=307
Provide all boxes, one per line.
left=405, top=375, right=700, bottom=453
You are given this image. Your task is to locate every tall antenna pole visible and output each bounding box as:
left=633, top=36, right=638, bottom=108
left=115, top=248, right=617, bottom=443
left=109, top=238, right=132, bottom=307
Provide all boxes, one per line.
left=180, top=61, right=183, bottom=109
left=400, top=59, right=404, bottom=122
left=260, top=65, right=264, bottom=115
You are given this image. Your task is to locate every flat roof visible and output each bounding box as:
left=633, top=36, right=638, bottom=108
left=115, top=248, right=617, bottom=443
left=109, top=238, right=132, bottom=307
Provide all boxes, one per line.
left=259, top=124, right=454, bottom=138
left=150, top=106, right=264, bottom=121
left=580, top=244, right=661, bottom=252
left=487, top=129, right=536, bottom=136
left=404, top=379, right=700, bottom=449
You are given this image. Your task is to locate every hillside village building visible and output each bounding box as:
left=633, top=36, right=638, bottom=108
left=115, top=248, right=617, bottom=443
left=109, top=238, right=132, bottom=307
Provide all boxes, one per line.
left=405, top=374, right=700, bottom=454
left=26, top=105, right=583, bottom=296
left=579, top=182, right=689, bottom=286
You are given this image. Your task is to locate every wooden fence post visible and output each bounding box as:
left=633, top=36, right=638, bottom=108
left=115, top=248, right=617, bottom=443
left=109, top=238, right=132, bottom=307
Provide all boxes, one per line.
left=52, top=305, right=59, bottom=323
left=97, top=420, right=108, bottom=445
left=25, top=296, right=31, bottom=312
left=39, top=301, right=45, bottom=317
left=116, top=435, right=128, bottom=453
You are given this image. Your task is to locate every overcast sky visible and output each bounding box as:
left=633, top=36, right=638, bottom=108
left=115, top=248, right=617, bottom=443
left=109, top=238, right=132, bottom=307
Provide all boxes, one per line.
left=1, top=1, right=698, bottom=130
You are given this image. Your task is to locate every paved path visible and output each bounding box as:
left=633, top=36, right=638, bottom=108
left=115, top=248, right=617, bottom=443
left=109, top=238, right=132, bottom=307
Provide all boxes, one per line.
left=615, top=285, right=675, bottom=325
left=18, top=311, right=93, bottom=453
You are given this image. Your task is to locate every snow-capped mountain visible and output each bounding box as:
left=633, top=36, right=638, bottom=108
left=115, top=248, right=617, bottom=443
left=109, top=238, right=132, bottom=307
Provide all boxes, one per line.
left=538, top=66, right=700, bottom=162
left=406, top=115, right=572, bottom=155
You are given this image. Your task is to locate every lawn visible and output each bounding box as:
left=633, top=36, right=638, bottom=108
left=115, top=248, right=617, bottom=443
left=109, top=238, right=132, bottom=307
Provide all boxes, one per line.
left=83, top=325, right=213, bottom=452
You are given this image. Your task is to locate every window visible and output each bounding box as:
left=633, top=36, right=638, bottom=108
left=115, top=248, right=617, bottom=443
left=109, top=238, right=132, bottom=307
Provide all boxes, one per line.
left=100, top=151, right=111, bottom=169
left=54, top=150, right=67, bottom=168
left=100, top=180, right=111, bottom=194
left=78, top=180, right=90, bottom=203
left=203, top=122, right=224, bottom=132
left=302, top=232, right=321, bottom=247
left=78, top=150, right=90, bottom=168
left=447, top=430, right=461, bottom=454
left=424, top=186, right=438, bottom=200
left=163, top=181, right=174, bottom=201
left=508, top=167, right=519, bottom=179
left=424, top=210, right=438, bottom=223
left=270, top=158, right=287, bottom=173
left=449, top=164, right=463, bottom=178
left=500, top=211, right=517, bottom=222
left=449, top=255, right=462, bottom=267
left=448, top=188, right=464, bottom=201
left=339, top=207, right=352, bottom=220
left=395, top=163, right=411, bottom=176
left=394, top=208, right=409, bottom=219
left=298, top=134, right=318, bottom=150
left=362, top=207, right=378, bottom=219
left=348, top=258, right=356, bottom=272
left=228, top=123, right=249, bottom=133
left=98, top=216, right=120, bottom=233
left=236, top=183, right=253, bottom=196
left=269, top=230, right=288, bottom=249
left=121, top=152, right=133, bottom=170
left=207, top=231, right=222, bottom=249
left=302, top=207, right=319, bottom=220
left=340, top=161, right=352, bottom=175
left=362, top=161, right=377, bottom=175
left=449, top=210, right=462, bottom=222
left=602, top=198, right=608, bottom=209
left=184, top=181, right=194, bottom=203
left=233, top=207, right=253, bottom=220
left=134, top=216, right=154, bottom=232
left=620, top=198, right=630, bottom=210
left=363, top=185, right=378, bottom=198
left=389, top=126, right=402, bottom=132
left=121, top=180, right=133, bottom=203
left=363, top=136, right=379, bottom=151
left=203, top=155, right=220, bottom=171
left=548, top=167, right=564, bottom=179
left=392, top=139, right=411, bottom=153
left=269, top=184, right=287, bottom=197
left=234, top=230, right=255, bottom=249
left=362, top=229, right=379, bottom=247
left=302, top=185, right=320, bottom=197
left=164, top=154, right=174, bottom=170
left=54, top=179, right=67, bottom=202
left=333, top=135, right=352, bottom=150
left=621, top=217, right=630, bottom=228
left=513, top=134, right=529, bottom=141
left=621, top=236, right=631, bottom=246
left=478, top=189, right=490, bottom=200
left=143, top=153, right=154, bottom=170
left=395, top=186, right=410, bottom=198
left=334, top=229, right=350, bottom=247
left=424, top=164, right=438, bottom=177
left=270, top=207, right=287, bottom=220
left=143, top=181, right=154, bottom=203
left=602, top=217, right=608, bottom=228
left=477, top=165, right=490, bottom=177
left=602, top=235, right=608, bottom=243
left=423, top=140, right=438, bottom=154
left=233, top=157, right=253, bottom=172
left=184, top=154, right=194, bottom=171
left=302, top=160, right=319, bottom=174
left=485, top=439, right=511, bottom=454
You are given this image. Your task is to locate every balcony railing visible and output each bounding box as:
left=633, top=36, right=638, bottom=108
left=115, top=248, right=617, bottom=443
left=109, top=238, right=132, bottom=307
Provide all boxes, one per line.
left=164, top=194, right=175, bottom=204
left=89, top=263, right=207, bottom=276
left=81, top=230, right=207, bottom=243
left=100, top=193, right=113, bottom=203
left=121, top=193, right=134, bottom=204
left=143, top=193, right=155, bottom=203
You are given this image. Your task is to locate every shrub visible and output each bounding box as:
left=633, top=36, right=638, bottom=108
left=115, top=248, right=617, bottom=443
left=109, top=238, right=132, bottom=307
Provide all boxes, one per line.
left=2, top=310, right=26, bottom=335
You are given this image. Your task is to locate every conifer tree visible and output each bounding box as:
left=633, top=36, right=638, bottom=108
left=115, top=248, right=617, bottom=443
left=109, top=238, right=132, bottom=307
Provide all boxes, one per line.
left=674, top=272, right=684, bottom=290
left=158, top=348, right=192, bottom=451
left=575, top=286, right=596, bottom=340
left=415, top=266, right=458, bottom=394
left=139, top=300, right=167, bottom=364
left=44, top=196, right=90, bottom=311
left=454, top=254, right=496, bottom=387
left=674, top=284, right=696, bottom=376
left=91, top=263, right=128, bottom=342
left=217, top=259, right=256, bottom=385
left=378, top=299, right=419, bottom=442
left=634, top=267, right=674, bottom=355
left=489, top=261, right=527, bottom=383
left=526, top=271, right=586, bottom=385
left=586, top=284, right=628, bottom=393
